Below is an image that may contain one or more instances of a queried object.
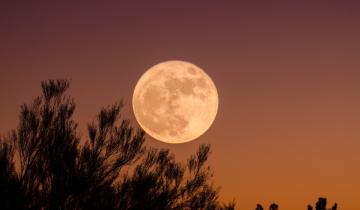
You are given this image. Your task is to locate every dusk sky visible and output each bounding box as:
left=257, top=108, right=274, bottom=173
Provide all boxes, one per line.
left=1, top=1, right=360, bottom=209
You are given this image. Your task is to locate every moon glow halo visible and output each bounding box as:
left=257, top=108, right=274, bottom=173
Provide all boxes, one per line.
left=132, top=60, right=218, bottom=144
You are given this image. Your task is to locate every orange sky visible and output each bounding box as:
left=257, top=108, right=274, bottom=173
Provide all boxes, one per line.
left=1, top=1, right=360, bottom=209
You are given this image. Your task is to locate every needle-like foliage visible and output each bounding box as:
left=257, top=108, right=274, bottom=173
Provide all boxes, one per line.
left=0, top=80, right=338, bottom=210
left=0, top=80, right=232, bottom=210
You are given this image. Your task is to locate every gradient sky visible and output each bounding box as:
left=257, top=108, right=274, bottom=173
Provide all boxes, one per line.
left=1, top=1, right=360, bottom=209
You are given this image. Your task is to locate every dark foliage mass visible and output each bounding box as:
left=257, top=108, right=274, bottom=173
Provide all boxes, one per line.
left=0, top=80, right=339, bottom=210
left=254, top=198, right=338, bottom=210
left=254, top=203, right=279, bottom=210
left=307, top=197, right=337, bottom=210
left=0, top=80, right=234, bottom=210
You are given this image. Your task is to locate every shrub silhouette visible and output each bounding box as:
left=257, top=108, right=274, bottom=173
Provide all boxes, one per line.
left=254, top=203, right=278, bottom=210
left=0, top=80, right=234, bottom=210
left=269, top=203, right=279, bottom=210
left=307, top=197, right=337, bottom=210
left=255, top=204, right=264, bottom=210
left=0, top=80, right=341, bottom=210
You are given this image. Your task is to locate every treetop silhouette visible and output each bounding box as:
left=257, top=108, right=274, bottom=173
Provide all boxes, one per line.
left=307, top=197, right=337, bottom=210
left=0, top=80, right=339, bottom=210
left=0, top=79, right=234, bottom=210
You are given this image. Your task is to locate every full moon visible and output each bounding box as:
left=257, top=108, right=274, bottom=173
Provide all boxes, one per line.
left=132, top=60, right=218, bottom=144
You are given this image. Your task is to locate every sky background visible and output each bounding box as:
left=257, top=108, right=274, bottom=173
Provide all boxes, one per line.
left=1, top=1, right=360, bottom=209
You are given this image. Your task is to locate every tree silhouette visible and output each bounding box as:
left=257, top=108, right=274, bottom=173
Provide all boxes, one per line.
left=0, top=80, right=235, bottom=210
left=331, top=203, right=338, bottom=210
left=0, top=80, right=341, bottom=210
left=316, top=198, right=327, bottom=210
left=269, top=203, right=279, bottom=210
left=0, top=139, right=24, bottom=209
left=307, top=197, right=338, bottom=210
left=220, top=201, right=236, bottom=210
left=254, top=203, right=279, bottom=210
left=255, top=204, right=264, bottom=210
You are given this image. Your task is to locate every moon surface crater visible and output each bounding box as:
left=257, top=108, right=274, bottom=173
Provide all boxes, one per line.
left=132, top=60, right=218, bottom=144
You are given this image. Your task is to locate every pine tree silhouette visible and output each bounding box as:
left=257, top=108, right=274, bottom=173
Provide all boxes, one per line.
left=269, top=203, right=279, bottom=210
left=0, top=80, right=341, bottom=210
left=254, top=203, right=278, bottom=210
left=255, top=204, right=264, bottom=210
left=307, top=197, right=338, bottom=210
left=0, top=80, right=234, bottom=210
